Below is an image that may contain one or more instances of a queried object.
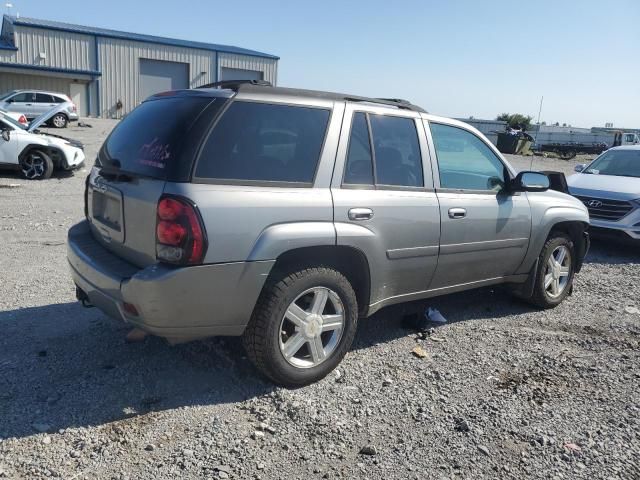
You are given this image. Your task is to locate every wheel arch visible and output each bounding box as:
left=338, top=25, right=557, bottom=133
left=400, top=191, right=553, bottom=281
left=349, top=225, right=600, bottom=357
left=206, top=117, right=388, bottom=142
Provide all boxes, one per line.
left=266, top=245, right=372, bottom=318
left=18, top=144, right=65, bottom=169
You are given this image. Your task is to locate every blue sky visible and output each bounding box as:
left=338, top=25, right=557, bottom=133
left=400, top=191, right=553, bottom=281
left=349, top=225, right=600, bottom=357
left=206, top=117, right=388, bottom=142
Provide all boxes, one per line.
left=6, top=0, right=639, bottom=127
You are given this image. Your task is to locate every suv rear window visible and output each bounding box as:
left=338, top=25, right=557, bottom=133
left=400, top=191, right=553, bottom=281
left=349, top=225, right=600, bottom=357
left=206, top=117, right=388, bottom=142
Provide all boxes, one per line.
left=101, top=96, right=215, bottom=178
left=195, top=101, right=331, bottom=184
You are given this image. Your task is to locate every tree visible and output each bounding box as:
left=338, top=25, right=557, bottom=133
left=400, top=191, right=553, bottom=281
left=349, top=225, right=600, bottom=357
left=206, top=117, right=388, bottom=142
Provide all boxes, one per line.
left=496, top=113, right=534, bottom=131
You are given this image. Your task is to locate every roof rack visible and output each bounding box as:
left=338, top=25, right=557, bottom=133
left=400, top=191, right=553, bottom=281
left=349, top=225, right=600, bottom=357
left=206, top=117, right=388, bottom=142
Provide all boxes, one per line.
left=197, top=79, right=273, bottom=90
left=344, top=96, right=426, bottom=113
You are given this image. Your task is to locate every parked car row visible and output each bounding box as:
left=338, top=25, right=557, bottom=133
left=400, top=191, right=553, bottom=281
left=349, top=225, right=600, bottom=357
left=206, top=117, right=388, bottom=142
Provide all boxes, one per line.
left=0, top=89, right=79, bottom=128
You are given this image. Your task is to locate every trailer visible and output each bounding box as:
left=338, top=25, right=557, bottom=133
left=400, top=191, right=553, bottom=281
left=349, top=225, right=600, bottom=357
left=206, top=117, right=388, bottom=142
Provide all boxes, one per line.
left=535, top=142, right=608, bottom=160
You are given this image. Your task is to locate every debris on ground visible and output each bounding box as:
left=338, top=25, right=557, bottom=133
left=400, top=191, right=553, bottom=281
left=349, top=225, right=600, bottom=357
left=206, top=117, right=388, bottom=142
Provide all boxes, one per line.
left=411, top=346, right=429, bottom=359
left=426, top=307, right=447, bottom=324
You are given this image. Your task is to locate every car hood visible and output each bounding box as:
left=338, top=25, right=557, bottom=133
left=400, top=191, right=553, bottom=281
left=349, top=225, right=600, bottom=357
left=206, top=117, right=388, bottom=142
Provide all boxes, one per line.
left=28, top=104, right=68, bottom=132
left=567, top=173, right=640, bottom=201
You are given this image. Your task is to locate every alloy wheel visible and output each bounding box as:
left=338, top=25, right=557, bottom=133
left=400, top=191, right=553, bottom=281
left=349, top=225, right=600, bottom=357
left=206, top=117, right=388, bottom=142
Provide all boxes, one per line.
left=52, top=114, right=66, bottom=128
left=544, top=245, right=571, bottom=298
left=279, top=287, right=345, bottom=368
left=21, top=153, right=46, bottom=179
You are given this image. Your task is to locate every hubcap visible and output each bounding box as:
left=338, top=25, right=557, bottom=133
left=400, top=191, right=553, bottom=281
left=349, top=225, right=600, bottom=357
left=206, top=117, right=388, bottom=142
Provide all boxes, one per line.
left=279, top=287, right=345, bottom=368
left=21, top=154, right=45, bottom=179
left=544, top=245, right=571, bottom=298
left=53, top=115, right=65, bottom=127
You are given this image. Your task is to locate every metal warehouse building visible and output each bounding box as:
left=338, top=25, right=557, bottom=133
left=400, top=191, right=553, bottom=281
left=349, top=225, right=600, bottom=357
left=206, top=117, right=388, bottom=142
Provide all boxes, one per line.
left=0, top=15, right=279, bottom=118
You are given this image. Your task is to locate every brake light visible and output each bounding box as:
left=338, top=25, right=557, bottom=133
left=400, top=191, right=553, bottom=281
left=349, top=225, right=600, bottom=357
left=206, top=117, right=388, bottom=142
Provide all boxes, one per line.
left=70, top=104, right=77, bottom=113
left=155, top=196, right=207, bottom=265
left=18, top=114, right=27, bottom=125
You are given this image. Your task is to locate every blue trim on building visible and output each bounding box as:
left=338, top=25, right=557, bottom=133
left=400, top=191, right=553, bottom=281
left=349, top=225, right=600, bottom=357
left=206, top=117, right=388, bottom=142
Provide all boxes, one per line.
left=4, top=15, right=279, bottom=60
left=0, top=43, right=17, bottom=51
left=0, top=61, right=101, bottom=77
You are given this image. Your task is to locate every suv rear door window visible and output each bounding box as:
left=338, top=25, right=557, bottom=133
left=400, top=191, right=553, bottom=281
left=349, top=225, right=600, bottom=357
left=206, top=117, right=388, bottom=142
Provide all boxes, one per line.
left=101, top=96, right=217, bottom=179
left=343, top=112, right=424, bottom=188
left=35, top=93, right=54, bottom=103
left=430, top=123, right=507, bottom=191
left=195, top=102, right=330, bottom=184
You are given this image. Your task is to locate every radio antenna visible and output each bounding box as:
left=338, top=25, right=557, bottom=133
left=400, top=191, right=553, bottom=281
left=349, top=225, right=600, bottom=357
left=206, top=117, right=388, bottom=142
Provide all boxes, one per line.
left=530, top=96, right=544, bottom=170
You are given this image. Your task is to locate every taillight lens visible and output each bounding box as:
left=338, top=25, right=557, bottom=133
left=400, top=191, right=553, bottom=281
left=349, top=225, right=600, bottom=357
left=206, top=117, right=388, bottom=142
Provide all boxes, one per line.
left=156, top=196, right=207, bottom=265
left=18, top=114, right=27, bottom=125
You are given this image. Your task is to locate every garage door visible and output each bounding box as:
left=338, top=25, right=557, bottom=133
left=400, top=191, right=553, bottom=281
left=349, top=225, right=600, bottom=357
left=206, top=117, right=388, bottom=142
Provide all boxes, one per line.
left=220, top=67, right=263, bottom=82
left=139, top=59, right=189, bottom=100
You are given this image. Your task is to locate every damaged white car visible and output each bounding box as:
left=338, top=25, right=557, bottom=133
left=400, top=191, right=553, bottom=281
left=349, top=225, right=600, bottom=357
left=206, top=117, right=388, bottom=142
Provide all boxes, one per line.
left=0, top=105, right=85, bottom=180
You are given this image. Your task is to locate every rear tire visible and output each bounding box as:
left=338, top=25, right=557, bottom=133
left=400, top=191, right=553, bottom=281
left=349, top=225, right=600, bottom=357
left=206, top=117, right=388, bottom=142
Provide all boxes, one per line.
left=527, top=233, right=575, bottom=309
left=20, top=150, right=54, bottom=180
left=50, top=113, right=68, bottom=128
left=243, top=267, right=358, bottom=387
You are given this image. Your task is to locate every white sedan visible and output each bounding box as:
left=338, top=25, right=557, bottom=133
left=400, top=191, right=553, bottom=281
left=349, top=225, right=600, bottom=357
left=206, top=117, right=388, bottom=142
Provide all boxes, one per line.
left=0, top=105, right=85, bottom=179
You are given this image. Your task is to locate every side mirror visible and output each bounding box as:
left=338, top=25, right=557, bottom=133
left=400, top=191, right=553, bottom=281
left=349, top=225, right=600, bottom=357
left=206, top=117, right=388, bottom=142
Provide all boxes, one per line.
left=1, top=129, right=10, bottom=142
left=574, top=164, right=586, bottom=173
left=510, top=171, right=549, bottom=193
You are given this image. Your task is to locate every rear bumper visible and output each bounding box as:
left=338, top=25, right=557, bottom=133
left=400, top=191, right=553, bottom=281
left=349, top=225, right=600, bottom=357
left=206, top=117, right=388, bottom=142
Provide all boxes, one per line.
left=67, top=221, right=274, bottom=340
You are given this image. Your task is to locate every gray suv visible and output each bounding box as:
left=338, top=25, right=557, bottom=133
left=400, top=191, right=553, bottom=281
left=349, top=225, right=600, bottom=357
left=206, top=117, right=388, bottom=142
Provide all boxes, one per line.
left=67, top=81, right=590, bottom=386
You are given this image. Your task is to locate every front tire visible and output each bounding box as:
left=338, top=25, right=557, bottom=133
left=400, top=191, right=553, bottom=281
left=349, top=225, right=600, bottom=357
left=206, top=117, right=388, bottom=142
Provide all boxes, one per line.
left=243, top=267, right=358, bottom=387
left=20, top=150, right=54, bottom=180
left=528, top=233, right=575, bottom=308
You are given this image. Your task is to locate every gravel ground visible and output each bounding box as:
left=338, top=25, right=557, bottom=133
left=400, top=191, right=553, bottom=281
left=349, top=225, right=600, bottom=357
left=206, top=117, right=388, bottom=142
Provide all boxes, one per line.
left=0, top=120, right=638, bottom=480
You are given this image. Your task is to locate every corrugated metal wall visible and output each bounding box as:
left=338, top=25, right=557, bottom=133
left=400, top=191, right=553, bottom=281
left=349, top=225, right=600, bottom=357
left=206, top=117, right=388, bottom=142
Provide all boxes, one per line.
left=0, top=71, right=73, bottom=95
left=2, top=24, right=279, bottom=118
left=97, top=37, right=216, bottom=118
left=13, top=25, right=95, bottom=71
left=218, top=53, right=277, bottom=85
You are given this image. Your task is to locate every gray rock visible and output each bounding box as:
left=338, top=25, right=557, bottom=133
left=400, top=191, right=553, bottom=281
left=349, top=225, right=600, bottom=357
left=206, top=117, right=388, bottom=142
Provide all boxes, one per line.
left=478, top=445, right=490, bottom=456
left=359, top=445, right=378, bottom=456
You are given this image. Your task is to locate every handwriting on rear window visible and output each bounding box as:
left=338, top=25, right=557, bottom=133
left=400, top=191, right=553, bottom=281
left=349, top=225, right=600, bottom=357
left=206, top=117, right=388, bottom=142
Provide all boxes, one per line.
left=138, top=138, right=170, bottom=169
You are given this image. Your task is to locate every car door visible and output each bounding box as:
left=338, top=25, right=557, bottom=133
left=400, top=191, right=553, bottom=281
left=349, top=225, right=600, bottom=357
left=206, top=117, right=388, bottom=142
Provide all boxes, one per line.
left=0, top=119, right=18, bottom=165
left=34, top=93, right=57, bottom=116
left=5, top=92, right=34, bottom=117
left=331, top=104, right=441, bottom=311
left=425, top=120, right=531, bottom=289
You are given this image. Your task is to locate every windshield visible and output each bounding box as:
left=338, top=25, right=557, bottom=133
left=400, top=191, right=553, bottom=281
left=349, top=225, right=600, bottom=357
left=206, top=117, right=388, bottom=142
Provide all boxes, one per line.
left=585, top=149, right=640, bottom=178
left=0, top=112, right=27, bottom=130
left=0, top=90, right=16, bottom=101
left=100, top=96, right=220, bottom=179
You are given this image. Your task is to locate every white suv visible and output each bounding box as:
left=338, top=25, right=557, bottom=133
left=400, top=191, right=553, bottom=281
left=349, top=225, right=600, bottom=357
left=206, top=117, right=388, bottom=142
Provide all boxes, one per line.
left=0, top=107, right=85, bottom=179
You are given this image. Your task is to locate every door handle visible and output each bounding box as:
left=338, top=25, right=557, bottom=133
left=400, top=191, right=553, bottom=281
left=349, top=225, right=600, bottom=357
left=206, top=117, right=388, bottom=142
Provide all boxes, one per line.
left=448, top=207, right=467, bottom=219
left=25, top=104, right=32, bottom=106
left=348, top=208, right=374, bottom=221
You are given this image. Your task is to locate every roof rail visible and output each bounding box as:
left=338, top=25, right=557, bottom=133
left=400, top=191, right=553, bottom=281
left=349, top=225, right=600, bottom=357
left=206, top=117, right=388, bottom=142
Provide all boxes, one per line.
left=197, top=79, right=272, bottom=90
left=344, top=96, right=426, bottom=113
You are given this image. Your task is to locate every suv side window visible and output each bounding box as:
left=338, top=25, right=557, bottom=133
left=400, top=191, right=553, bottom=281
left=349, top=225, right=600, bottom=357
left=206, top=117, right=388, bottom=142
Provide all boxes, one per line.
left=430, top=123, right=507, bottom=192
left=35, top=93, right=54, bottom=103
left=195, top=101, right=330, bottom=184
left=343, top=112, right=424, bottom=188
left=344, top=113, right=374, bottom=185
left=10, top=92, right=33, bottom=103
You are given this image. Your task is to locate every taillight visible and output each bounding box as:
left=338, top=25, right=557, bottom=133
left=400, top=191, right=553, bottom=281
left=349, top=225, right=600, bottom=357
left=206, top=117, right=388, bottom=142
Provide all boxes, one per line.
left=156, top=196, right=207, bottom=265
left=70, top=104, right=77, bottom=113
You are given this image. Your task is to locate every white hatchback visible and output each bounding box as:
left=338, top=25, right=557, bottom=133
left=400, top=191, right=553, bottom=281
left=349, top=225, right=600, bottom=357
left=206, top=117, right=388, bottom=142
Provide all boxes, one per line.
left=0, top=105, right=85, bottom=179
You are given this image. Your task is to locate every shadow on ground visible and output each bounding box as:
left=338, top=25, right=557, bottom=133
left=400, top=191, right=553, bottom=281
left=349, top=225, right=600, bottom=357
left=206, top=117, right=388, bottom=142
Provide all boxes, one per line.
left=0, top=236, right=630, bottom=440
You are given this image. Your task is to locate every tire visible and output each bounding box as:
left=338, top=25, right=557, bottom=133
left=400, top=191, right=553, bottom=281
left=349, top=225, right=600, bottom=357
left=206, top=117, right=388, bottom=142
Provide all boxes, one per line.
left=50, top=113, right=68, bottom=128
left=243, top=267, right=358, bottom=387
left=20, top=150, right=54, bottom=180
left=527, top=233, right=575, bottom=309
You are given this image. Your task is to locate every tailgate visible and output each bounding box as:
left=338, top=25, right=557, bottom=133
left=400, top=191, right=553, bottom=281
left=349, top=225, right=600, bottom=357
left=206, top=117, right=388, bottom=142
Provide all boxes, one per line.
left=87, top=166, right=164, bottom=268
